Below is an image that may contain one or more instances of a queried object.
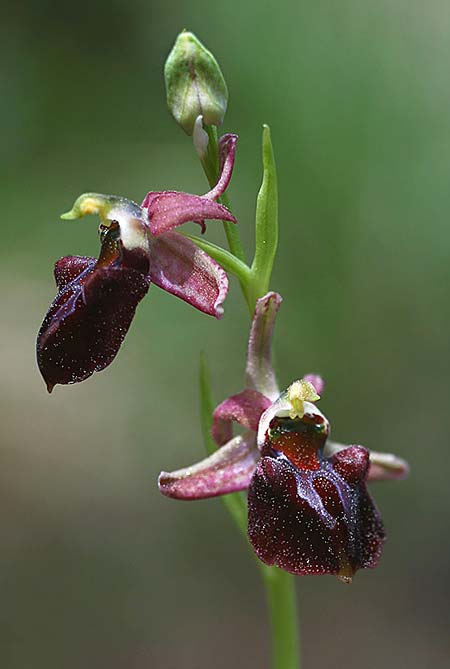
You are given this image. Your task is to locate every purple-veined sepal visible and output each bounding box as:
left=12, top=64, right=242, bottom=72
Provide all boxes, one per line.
left=158, top=431, right=258, bottom=500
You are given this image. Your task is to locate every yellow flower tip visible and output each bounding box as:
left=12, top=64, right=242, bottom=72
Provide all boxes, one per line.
left=287, top=379, right=320, bottom=419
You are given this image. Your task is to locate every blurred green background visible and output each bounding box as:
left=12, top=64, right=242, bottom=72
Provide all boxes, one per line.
left=1, top=1, right=449, bottom=667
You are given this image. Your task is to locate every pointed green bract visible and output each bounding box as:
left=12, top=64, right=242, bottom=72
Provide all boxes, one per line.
left=250, top=125, right=279, bottom=306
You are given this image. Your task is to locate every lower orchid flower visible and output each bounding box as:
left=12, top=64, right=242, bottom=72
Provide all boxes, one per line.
left=159, top=292, right=409, bottom=581
left=37, top=134, right=238, bottom=392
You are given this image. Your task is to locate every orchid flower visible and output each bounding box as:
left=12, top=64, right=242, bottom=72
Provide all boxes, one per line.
left=36, top=134, right=237, bottom=392
left=159, top=292, right=409, bottom=581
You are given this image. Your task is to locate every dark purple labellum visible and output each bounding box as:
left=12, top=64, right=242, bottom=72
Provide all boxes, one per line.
left=247, top=445, right=385, bottom=580
left=37, top=236, right=151, bottom=392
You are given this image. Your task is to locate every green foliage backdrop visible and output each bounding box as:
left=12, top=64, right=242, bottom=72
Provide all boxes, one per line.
left=1, top=1, right=449, bottom=667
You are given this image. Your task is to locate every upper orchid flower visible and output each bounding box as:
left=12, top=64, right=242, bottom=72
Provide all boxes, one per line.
left=36, top=134, right=238, bottom=392
left=159, top=292, right=409, bottom=581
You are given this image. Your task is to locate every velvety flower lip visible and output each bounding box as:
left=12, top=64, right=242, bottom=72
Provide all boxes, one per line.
left=248, top=442, right=386, bottom=581
left=158, top=290, right=409, bottom=581
left=37, top=198, right=151, bottom=392
left=37, top=135, right=239, bottom=391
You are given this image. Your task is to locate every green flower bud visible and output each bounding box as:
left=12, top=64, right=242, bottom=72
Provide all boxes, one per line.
left=164, top=31, right=228, bottom=135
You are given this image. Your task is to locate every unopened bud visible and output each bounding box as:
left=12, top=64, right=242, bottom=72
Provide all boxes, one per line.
left=164, top=31, right=228, bottom=135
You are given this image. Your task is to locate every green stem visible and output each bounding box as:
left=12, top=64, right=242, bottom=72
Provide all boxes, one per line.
left=262, top=566, right=300, bottom=669
left=198, top=126, right=300, bottom=669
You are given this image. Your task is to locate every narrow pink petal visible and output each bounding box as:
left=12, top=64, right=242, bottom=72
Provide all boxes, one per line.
left=324, top=442, right=409, bottom=481
left=142, top=190, right=236, bottom=236
left=203, top=133, right=238, bottom=201
left=303, top=374, right=325, bottom=396
left=245, top=292, right=282, bottom=400
left=149, top=231, right=228, bottom=318
left=158, top=432, right=259, bottom=500
left=212, top=389, right=272, bottom=446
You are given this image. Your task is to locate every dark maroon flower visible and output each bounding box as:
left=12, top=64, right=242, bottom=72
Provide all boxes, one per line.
left=159, top=292, right=409, bottom=581
left=37, top=135, right=238, bottom=392
left=248, top=413, right=385, bottom=581
left=37, top=208, right=151, bottom=392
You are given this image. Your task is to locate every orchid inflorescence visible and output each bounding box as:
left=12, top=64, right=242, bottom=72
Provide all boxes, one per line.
left=36, top=28, right=409, bottom=668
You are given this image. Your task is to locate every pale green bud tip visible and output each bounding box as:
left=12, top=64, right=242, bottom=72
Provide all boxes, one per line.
left=164, top=31, right=228, bottom=135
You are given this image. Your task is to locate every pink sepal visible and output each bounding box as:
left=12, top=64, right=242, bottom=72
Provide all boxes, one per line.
left=158, top=432, right=259, bottom=500
left=149, top=231, right=228, bottom=318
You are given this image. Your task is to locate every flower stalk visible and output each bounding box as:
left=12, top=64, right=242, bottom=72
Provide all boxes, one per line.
left=195, top=118, right=301, bottom=668
left=263, top=567, right=300, bottom=669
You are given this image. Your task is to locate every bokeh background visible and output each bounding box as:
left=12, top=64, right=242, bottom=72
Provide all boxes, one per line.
left=1, top=1, right=449, bottom=667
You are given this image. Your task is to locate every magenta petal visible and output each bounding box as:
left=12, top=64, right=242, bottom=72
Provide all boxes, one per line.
left=212, top=389, right=272, bottom=446
left=303, top=374, right=325, bottom=396
left=149, top=232, right=228, bottom=318
left=248, top=447, right=385, bottom=578
left=37, top=252, right=150, bottom=391
left=203, top=133, right=238, bottom=201
left=245, top=292, right=282, bottom=400
left=142, top=190, right=236, bottom=237
left=158, top=432, right=259, bottom=500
